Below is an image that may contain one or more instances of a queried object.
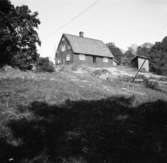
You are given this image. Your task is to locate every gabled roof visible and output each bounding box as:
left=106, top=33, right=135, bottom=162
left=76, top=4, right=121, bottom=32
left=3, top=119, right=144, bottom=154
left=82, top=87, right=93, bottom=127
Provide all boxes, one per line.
left=131, top=55, right=150, bottom=61
left=63, top=33, right=114, bottom=58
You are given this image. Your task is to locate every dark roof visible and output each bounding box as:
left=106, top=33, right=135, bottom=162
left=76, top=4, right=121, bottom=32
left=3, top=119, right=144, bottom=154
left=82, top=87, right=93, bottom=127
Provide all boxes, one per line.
left=63, top=33, right=114, bottom=58
left=131, top=55, right=150, bottom=61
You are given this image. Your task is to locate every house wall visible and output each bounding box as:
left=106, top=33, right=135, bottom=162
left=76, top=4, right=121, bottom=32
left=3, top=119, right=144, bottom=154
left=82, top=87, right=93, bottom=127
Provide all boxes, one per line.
left=73, top=54, right=113, bottom=66
left=55, top=36, right=73, bottom=65
left=96, top=57, right=113, bottom=66
left=138, top=58, right=149, bottom=72
left=73, top=54, right=93, bottom=65
left=56, top=50, right=73, bottom=65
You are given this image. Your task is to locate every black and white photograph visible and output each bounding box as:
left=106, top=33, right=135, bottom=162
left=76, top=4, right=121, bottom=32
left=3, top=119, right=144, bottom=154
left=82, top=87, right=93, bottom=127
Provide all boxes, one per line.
left=1, top=0, right=167, bottom=162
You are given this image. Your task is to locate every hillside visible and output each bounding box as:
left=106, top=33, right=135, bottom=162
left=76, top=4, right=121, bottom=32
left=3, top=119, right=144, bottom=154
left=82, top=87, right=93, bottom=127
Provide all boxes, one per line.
left=0, top=65, right=167, bottom=110
left=1, top=65, right=167, bottom=163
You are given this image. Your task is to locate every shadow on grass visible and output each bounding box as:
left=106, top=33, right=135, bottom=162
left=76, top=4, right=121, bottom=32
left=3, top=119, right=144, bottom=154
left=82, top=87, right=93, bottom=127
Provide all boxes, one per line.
left=1, top=96, right=167, bottom=163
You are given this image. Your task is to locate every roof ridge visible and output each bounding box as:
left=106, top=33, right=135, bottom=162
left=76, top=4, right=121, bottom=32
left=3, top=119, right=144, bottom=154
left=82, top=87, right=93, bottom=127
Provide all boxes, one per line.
left=63, top=33, right=104, bottom=43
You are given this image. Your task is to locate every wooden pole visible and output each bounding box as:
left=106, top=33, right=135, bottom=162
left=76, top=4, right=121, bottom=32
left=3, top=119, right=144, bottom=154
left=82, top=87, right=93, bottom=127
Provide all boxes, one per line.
left=132, top=59, right=146, bottom=82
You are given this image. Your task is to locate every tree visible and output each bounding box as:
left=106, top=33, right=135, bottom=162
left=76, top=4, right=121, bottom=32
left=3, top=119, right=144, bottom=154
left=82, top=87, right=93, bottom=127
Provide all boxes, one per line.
left=136, top=43, right=153, bottom=58
left=149, top=37, right=167, bottom=75
left=0, top=0, right=13, bottom=14
left=0, top=0, right=41, bottom=70
left=106, top=42, right=123, bottom=64
left=0, top=0, right=15, bottom=66
left=122, top=46, right=136, bottom=66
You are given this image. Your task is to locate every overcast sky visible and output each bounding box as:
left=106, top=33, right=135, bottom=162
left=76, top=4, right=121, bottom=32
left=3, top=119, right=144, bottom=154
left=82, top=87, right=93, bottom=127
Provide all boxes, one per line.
left=12, top=0, right=167, bottom=61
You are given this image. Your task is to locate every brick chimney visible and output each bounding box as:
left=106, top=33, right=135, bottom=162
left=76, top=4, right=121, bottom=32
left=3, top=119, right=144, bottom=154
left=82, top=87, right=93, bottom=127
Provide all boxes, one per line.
left=79, top=31, right=84, bottom=38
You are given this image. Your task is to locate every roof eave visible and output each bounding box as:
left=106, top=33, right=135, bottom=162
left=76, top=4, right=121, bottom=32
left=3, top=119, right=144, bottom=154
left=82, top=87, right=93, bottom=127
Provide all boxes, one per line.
left=73, top=52, right=113, bottom=58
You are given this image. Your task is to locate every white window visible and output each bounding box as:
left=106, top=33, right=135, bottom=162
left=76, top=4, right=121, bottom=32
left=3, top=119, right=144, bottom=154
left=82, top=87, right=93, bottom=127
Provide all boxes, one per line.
left=57, top=59, right=61, bottom=64
left=79, top=54, right=86, bottom=61
left=66, top=54, right=70, bottom=61
left=61, top=45, right=66, bottom=52
left=103, top=57, right=109, bottom=63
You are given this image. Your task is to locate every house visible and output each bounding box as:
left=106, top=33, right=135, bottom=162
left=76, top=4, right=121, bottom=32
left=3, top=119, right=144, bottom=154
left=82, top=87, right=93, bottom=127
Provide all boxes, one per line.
left=131, top=55, right=149, bottom=72
left=55, top=32, right=114, bottom=66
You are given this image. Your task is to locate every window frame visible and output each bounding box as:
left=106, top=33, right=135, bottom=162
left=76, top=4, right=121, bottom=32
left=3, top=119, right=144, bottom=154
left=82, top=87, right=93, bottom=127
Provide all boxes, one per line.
left=61, top=45, right=66, bottom=52
left=103, top=57, right=109, bottom=63
left=66, top=54, right=71, bottom=61
left=79, top=54, right=86, bottom=61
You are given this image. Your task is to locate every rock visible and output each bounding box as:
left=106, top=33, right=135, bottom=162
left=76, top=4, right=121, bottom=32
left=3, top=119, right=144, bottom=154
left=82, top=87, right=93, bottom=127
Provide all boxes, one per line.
left=1, top=65, right=14, bottom=72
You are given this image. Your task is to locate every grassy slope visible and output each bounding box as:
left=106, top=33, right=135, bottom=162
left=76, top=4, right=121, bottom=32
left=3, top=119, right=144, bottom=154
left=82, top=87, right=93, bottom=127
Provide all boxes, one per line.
left=0, top=66, right=167, bottom=162
left=0, top=66, right=167, bottom=111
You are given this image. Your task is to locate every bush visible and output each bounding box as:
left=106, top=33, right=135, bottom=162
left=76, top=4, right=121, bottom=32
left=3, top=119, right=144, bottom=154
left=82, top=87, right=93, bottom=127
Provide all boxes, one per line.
left=37, top=57, right=55, bottom=72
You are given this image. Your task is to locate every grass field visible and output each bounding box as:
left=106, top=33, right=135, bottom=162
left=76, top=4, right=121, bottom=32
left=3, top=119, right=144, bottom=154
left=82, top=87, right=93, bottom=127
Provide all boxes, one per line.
left=0, top=65, right=167, bottom=111
left=1, top=66, right=167, bottom=162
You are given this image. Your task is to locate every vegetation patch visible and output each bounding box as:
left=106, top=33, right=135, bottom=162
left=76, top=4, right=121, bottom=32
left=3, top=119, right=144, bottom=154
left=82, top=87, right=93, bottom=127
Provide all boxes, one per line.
left=0, top=97, right=167, bottom=162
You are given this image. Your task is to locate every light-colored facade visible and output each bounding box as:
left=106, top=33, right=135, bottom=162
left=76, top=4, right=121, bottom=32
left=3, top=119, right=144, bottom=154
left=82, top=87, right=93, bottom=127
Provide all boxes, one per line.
left=138, top=58, right=149, bottom=72
left=131, top=56, right=149, bottom=72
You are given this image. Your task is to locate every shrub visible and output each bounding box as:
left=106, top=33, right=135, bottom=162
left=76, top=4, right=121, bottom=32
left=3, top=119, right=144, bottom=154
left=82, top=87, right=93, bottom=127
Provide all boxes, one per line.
left=37, top=57, right=55, bottom=72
